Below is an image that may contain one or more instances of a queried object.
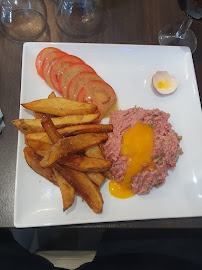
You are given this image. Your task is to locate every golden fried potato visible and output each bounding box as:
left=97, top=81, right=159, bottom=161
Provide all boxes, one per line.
left=40, top=133, right=108, bottom=168
left=53, top=169, right=75, bottom=212
left=85, top=145, right=104, bottom=159
left=12, top=113, right=100, bottom=133
left=87, top=172, right=105, bottom=186
left=34, top=92, right=56, bottom=119
left=59, top=154, right=111, bottom=172
left=24, top=147, right=58, bottom=186
left=25, top=124, right=112, bottom=143
left=85, top=145, right=112, bottom=179
left=25, top=132, right=52, bottom=144
left=26, top=139, right=51, bottom=157
left=22, top=97, right=97, bottom=116
left=48, top=91, right=56, bottom=98
left=34, top=112, right=46, bottom=119
left=41, top=116, right=62, bottom=144
left=53, top=164, right=103, bottom=213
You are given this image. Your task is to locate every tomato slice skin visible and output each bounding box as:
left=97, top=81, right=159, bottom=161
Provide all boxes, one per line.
left=77, top=80, right=117, bottom=122
left=58, top=64, right=96, bottom=98
left=41, top=51, right=67, bottom=88
left=50, top=55, right=86, bottom=95
left=35, top=47, right=63, bottom=78
left=66, top=72, right=103, bottom=100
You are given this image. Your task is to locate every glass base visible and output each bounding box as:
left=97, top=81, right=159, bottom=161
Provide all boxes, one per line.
left=158, top=24, right=197, bottom=53
left=1, top=9, right=46, bottom=42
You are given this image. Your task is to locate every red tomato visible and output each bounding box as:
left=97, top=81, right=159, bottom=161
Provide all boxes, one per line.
left=66, top=72, right=103, bottom=101
left=77, top=80, right=117, bottom=122
left=50, top=55, right=86, bottom=95
left=58, top=64, right=96, bottom=98
left=35, top=47, right=62, bottom=78
left=41, top=51, right=67, bottom=85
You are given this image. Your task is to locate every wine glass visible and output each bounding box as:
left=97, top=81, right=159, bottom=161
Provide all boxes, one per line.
left=158, top=0, right=202, bottom=53
left=55, top=0, right=103, bottom=37
left=0, top=0, right=47, bottom=42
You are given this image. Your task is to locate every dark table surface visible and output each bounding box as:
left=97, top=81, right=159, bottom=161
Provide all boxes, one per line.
left=0, top=0, right=202, bottom=228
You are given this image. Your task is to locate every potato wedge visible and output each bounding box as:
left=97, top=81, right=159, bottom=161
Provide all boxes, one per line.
left=85, top=145, right=112, bottom=179
left=34, top=112, right=46, bottom=119
left=53, top=169, right=75, bottom=212
left=25, top=124, right=112, bottom=143
left=22, top=97, right=97, bottom=116
left=53, top=164, right=103, bottom=213
left=12, top=113, right=100, bottom=133
left=34, top=92, right=56, bottom=119
left=59, top=154, right=111, bottom=172
left=59, top=124, right=112, bottom=137
left=40, top=133, right=108, bottom=168
left=26, top=139, right=51, bottom=156
left=24, top=147, right=58, bottom=186
left=41, top=116, right=62, bottom=144
left=87, top=172, right=105, bottom=186
left=85, top=145, right=104, bottom=159
left=25, top=132, right=52, bottom=144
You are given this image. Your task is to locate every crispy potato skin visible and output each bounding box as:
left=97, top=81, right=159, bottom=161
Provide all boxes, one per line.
left=12, top=113, right=100, bottom=133
left=22, top=97, right=97, bottom=116
left=53, top=164, right=103, bottom=213
left=40, top=133, right=108, bottom=168
left=25, top=124, right=112, bottom=143
left=85, top=145, right=112, bottom=179
left=24, top=147, right=58, bottom=186
left=60, top=154, right=111, bottom=173
left=53, top=169, right=75, bottom=212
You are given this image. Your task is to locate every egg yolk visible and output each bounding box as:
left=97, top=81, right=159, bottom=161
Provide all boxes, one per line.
left=157, top=79, right=172, bottom=89
left=109, top=122, right=154, bottom=199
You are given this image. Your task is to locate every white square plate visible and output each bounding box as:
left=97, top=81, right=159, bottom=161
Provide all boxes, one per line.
left=14, top=42, right=202, bottom=228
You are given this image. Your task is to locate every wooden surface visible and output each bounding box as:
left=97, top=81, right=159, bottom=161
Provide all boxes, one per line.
left=0, top=0, right=202, bottom=228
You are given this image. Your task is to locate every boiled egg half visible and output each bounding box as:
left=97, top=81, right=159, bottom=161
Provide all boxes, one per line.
left=152, top=71, right=178, bottom=95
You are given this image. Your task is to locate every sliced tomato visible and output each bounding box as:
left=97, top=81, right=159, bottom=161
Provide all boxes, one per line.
left=41, top=51, right=67, bottom=88
left=50, top=55, right=85, bottom=95
left=77, top=80, right=117, bottom=122
left=59, top=64, right=96, bottom=98
left=50, top=61, right=72, bottom=95
left=35, top=47, right=63, bottom=78
left=67, top=72, right=103, bottom=100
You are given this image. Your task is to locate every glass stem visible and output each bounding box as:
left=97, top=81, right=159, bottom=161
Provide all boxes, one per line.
left=176, top=18, right=193, bottom=39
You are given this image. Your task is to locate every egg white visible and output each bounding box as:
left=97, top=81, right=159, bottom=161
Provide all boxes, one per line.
left=152, top=71, right=178, bottom=95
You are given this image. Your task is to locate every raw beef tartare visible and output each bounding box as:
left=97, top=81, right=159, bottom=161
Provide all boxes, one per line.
left=104, top=107, right=183, bottom=195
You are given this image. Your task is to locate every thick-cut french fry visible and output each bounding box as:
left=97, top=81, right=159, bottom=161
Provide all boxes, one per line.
left=40, top=133, right=108, bottom=168
left=53, top=169, right=75, bottom=212
left=12, top=113, right=100, bottom=133
left=41, top=116, right=62, bottom=144
left=22, top=97, right=97, bottom=116
left=25, top=132, right=53, bottom=144
left=59, top=124, right=112, bottom=137
left=34, top=92, right=56, bottom=119
left=85, top=145, right=104, bottom=159
left=87, top=172, right=105, bottom=186
left=24, top=147, right=58, bottom=186
left=85, top=145, right=112, bottom=179
left=34, top=112, right=46, bottom=119
left=59, top=154, right=111, bottom=172
left=53, top=164, right=103, bottom=213
left=26, top=139, right=51, bottom=156
left=25, top=124, right=112, bottom=143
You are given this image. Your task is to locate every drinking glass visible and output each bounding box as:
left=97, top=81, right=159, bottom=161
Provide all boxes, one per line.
left=55, top=0, right=103, bottom=37
left=0, top=0, right=47, bottom=42
left=158, top=0, right=202, bottom=53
